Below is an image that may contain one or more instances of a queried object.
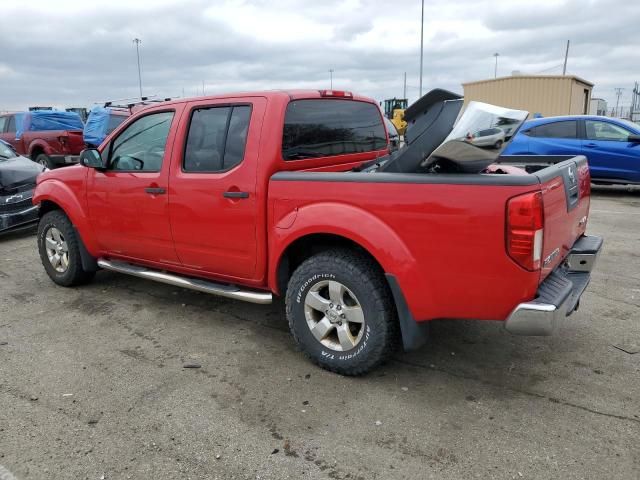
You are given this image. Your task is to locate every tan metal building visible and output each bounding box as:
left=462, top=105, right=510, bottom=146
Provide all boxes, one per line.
left=462, top=75, right=593, bottom=118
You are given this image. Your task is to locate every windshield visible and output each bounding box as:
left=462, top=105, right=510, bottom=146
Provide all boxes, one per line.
left=0, top=141, right=17, bottom=160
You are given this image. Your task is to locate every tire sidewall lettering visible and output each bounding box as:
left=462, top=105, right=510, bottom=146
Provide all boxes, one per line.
left=295, top=273, right=336, bottom=304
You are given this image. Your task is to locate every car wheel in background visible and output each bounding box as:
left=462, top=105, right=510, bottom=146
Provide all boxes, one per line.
left=285, top=248, right=399, bottom=375
left=37, top=210, right=95, bottom=287
left=35, top=154, right=54, bottom=169
left=494, top=140, right=504, bottom=149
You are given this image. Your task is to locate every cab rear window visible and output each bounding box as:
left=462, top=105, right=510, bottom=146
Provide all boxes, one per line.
left=282, top=99, right=386, bottom=160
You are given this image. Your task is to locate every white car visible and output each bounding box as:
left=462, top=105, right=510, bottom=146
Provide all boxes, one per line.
left=469, top=127, right=506, bottom=149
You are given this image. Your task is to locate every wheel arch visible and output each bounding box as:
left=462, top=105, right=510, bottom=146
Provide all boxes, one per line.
left=33, top=180, right=99, bottom=256
left=28, top=140, right=50, bottom=159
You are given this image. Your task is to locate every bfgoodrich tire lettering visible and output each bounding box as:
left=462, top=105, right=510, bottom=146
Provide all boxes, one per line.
left=37, top=210, right=95, bottom=287
left=286, top=248, right=399, bottom=375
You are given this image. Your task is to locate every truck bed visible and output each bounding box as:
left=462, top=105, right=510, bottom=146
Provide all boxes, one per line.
left=269, top=155, right=590, bottom=323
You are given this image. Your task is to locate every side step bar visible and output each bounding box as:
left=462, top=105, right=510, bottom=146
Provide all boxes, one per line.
left=97, top=259, right=273, bottom=305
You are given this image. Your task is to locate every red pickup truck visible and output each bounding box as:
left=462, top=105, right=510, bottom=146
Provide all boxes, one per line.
left=0, top=111, right=85, bottom=169
left=32, top=89, right=602, bottom=375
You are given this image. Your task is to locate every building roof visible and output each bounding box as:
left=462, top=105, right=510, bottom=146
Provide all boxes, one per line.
left=463, top=75, right=594, bottom=88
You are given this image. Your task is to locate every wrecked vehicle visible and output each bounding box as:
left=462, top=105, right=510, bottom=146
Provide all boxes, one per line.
left=33, top=89, right=602, bottom=375
left=0, top=140, right=44, bottom=233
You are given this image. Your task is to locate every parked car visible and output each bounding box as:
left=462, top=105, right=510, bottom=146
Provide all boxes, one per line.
left=467, top=127, right=506, bottom=149
left=33, top=89, right=601, bottom=375
left=0, top=111, right=85, bottom=169
left=0, top=139, right=45, bottom=233
left=503, top=115, right=640, bottom=185
left=83, top=107, right=130, bottom=148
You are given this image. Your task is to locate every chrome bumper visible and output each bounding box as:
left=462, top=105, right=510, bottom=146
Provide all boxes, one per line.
left=504, top=235, right=603, bottom=336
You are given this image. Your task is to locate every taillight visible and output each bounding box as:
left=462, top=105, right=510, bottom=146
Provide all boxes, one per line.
left=507, top=191, right=544, bottom=271
left=319, top=90, right=353, bottom=98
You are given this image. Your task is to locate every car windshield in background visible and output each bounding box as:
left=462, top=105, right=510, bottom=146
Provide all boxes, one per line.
left=0, top=141, right=17, bottom=160
left=107, top=114, right=128, bottom=135
left=282, top=99, right=387, bottom=160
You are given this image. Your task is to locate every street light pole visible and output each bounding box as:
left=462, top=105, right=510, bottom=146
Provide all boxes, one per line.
left=419, top=0, right=424, bottom=97
left=329, top=69, right=333, bottom=89
left=133, top=38, right=143, bottom=99
left=493, top=52, right=500, bottom=79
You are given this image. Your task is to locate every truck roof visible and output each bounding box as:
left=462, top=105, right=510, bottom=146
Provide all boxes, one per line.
left=137, top=90, right=378, bottom=111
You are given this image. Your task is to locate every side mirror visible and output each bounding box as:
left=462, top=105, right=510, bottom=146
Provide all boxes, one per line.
left=80, top=148, right=106, bottom=169
left=627, top=134, right=640, bottom=143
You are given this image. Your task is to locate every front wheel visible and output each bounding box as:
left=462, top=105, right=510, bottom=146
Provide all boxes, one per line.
left=494, top=139, right=504, bottom=149
left=37, top=210, right=95, bottom=287
left=285, top=249, right=399, bottom=375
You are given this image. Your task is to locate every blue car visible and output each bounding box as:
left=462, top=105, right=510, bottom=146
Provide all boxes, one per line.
left=503, top=115, right=640, bottom=184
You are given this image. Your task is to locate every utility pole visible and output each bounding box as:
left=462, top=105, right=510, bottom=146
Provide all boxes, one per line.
left=419, top=0, right=424, bottom=97
left=329, top=69, right=333, bottom=89
left=132, top=38, right=143, bottom=99
left=403, top=71, right=407, bottom=100
left=562, top=40, right=570, bottom=75
left=614, top=88, right=624, bottom=117
left=202, top=80, right=205, bottom=96
left=493, top=53, right=500, bottom=79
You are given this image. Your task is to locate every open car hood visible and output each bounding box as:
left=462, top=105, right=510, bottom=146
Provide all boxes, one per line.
left=0, top=155, right=45, bottom=193
left=380, top=89, right=529, bottom=174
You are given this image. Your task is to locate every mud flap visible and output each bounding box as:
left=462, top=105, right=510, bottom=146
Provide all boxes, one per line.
left=385, top=274, right=429, bottom=351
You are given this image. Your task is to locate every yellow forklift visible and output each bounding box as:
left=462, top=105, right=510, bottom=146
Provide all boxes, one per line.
left=382, top=98, right=408, bottom=136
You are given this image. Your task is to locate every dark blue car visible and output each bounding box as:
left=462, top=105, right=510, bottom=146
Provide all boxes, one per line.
left=503, top=115, right=640, bottom=184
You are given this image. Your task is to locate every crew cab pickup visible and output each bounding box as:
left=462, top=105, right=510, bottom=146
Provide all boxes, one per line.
left=0, top=111, right=85, bottom=169
left=33, top=89, right=603, bottom=375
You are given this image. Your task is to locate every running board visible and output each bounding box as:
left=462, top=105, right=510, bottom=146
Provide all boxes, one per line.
left=97, top=259, right=272, bottom=305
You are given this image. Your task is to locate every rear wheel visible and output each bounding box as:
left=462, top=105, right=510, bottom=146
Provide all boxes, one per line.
left=285, top=249, right=399, bottom=375
left=35, top=153, right=54, bottom=169
left=37, top=210, right=95, bottom=286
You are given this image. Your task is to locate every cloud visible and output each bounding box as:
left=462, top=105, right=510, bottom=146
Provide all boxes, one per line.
left=0, top=0, right=637, bottom=112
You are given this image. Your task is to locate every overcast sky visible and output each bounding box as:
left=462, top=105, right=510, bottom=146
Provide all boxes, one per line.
left=1, top=0, right=638, bottom=113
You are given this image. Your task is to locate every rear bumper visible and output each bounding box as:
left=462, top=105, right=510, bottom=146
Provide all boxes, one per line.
left=50, top=155, right=80, bottom=165
left=504, top=235, right=603, bottom=336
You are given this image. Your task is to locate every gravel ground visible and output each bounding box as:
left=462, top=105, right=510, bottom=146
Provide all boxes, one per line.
left=0, top=185, right=638, bottom=480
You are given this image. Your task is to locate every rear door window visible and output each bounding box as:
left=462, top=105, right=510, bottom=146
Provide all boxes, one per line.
left=183, top=105, right=251, bottom=172
left=282, top=99, right=386, bottom=160
left=531, top=121, right=577, bottom=139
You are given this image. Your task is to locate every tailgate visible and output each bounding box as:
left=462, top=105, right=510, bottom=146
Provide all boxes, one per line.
left=536, top=155, right=591, bottom=280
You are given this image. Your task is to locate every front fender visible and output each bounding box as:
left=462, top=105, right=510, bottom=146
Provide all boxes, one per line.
left=268, top=202, right=432, bottom=320
left=33, top=178, right=99, bottom=255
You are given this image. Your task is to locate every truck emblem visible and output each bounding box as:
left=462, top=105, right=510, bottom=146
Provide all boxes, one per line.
left=543, top=248, right=560, bottom=267
left=4, top=193, right=25, bottom=204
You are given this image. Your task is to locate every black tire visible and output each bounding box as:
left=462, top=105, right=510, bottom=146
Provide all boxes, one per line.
left=37, top=210, right=95, bottom=287
left=285, top=249, right=399, bottom=375
left=35, top=153, right=54, bottom=169
left=494, top=139, right=503, bottom=149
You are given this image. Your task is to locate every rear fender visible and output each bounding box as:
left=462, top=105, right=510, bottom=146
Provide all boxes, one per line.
left=269, top=202, right=432, bottom=319
left=33, top=179, right=99, bottom=255
left=28, top=139, right=53, bottom=157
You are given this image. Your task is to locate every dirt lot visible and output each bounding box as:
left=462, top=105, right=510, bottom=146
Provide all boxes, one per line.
left=0, top=186, right=638, bottom=480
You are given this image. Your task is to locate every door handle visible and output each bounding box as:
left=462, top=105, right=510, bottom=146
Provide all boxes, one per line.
left=145, top=187, right=166, bottom=195
left=584, top=143, right=598, bottom=148
left=223, top=191, right=249, bottom=199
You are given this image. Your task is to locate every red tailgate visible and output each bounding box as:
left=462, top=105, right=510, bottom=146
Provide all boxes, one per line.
left=538, top=157, right=591, bottom=281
